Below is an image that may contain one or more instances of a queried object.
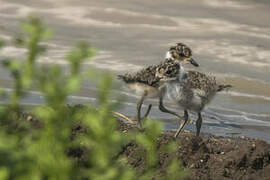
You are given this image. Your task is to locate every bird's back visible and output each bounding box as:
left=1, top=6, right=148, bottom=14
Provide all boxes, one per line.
left=185, top=71, right=218, bottom=98
left=163, top=70, right=219, bottom=112
left=118, top=59, right=180, bottom=88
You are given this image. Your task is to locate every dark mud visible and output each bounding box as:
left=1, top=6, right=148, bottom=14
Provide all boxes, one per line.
left=21, top=110, right=270, bottom=180
left=117, top=122, right=270, bottom=180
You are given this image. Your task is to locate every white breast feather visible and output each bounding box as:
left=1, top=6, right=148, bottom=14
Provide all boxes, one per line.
left=165, top=51, right=174, bottom=60
left=164, top=82, right=184, bottom=103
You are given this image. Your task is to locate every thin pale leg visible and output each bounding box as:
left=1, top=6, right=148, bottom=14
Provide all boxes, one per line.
left=158, top=95, right=182, bottom=119
left=196, top=112, right=202, bottom=136
left=137, top=92, right=147, bottom=129
left=174, top=110, right=189, bottom=138
left=142, top=104, right=152, bottom=119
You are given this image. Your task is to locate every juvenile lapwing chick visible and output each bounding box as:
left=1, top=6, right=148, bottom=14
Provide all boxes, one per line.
left=118, top=43, right=199, bottom=128
left=159, top=68, right=232, bottom=137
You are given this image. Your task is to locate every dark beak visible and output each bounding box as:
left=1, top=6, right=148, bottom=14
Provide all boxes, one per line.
left=190, top=58, right=199, bottom=67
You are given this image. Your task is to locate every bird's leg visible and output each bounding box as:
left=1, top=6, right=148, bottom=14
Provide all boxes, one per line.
left=196, top=112, right=202, bottom=136
left=142, top=104, right=152, bottom=119
left=137, top=92, right=147, bottom=129
left=159, top=95, right=182, bottom=119
left=174, top=110, right=189, bottom=138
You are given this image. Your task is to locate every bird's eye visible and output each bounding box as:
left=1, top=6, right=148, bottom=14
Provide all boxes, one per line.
left=183, top=48, right=191, bottom=57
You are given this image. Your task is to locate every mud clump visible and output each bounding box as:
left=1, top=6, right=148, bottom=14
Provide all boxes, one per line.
left=21, top=111, right=270, bottom=179
left=117, top=122, right=270, bottom=179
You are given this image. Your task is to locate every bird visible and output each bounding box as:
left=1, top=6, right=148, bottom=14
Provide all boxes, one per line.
left=159, top=68, right=232, bottom=138
left=118, top=43, right=199, bottom=128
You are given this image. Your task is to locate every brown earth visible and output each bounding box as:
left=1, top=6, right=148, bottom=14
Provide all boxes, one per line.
left=22, top=110, right=270, bottom=180
left=117, top=122, right=270, bottom=180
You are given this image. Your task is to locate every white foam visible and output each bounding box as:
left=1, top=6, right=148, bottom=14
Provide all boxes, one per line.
left=102, top=7, right=166, bottom=19
left=205, top=107, right=270, bottom=128
left=226, top=91, right=270, bottom=102
left=0, top=87, right=139, bottom=108
left=0, top=46, right=27, bottom=57
left=1, top=1, right=270, bottom=42
left=0, top=42, right=71, bottom=64
left=0, top=2, right=121, bottom=27
left=36, top=50, right=129, bottom=69
left=0, top=44, right=141, bottom=71
left=213, top=73, right=270, bottom=85
left=202, top=0, right=252, bottom=9
left=174, top=17, right=270, bottom=39
left=0, top=3, right=33, bottom=19
left=191, top=39, right=270, bottom=68
left=44, top=7, right=122, bottom=27
left=208, top=106, right=270, bottom=118
left=0, top=34, right=12, bottom=41
left=217, top=113, right=270, bottom=125
left=87, top=58, right=143, bottom=72
left=0, top=87, right=95, bottom=101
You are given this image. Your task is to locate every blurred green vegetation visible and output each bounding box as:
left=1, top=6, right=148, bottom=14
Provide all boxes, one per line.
left=0, top=16, right=186, bottom=180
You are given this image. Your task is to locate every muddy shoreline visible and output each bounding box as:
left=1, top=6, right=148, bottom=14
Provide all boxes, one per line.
left=115, top=122, right=270, bottom=180
left=18, top=110, right=270, bottom=179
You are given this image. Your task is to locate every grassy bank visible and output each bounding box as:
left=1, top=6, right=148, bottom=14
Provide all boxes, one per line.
left=0, top=16, right=185, bottom=179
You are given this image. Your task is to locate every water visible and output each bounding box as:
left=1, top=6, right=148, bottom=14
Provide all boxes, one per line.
left=0, top=0, right=270, bottom=141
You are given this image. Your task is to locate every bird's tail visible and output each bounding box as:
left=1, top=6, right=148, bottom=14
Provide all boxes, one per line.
left=217, top=84, right=232, bottom=92
left=117, top=74, right=128, bottom=83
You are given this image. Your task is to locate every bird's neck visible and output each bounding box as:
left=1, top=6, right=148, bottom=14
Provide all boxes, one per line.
left=165, top=51, right=186, bottom=81
left=165, top=51, right=174, bottom=61
left=179, top=65, right=186, bottom=81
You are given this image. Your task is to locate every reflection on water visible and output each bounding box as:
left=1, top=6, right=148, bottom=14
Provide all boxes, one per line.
left=0, top=0, right=270, bottom=141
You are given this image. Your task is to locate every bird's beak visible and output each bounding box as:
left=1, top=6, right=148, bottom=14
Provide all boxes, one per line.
left=189, top=58, right=199, bottom=67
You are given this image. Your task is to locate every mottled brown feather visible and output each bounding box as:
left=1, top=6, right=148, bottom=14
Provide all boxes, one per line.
left=185, top=71, right=218, bottom=96
left=118, top=59, right=180, bottom=88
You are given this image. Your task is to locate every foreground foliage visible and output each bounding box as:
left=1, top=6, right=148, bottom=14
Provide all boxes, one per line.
left=0, top=16, right=186, bottom=179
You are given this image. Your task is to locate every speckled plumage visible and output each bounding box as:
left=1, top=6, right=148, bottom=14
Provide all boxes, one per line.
left=118, top=42, right=200, bottom=131
left=161, top=69, right=232, bottom=137
left=185, top=71, right=218, bottom=97
left=118, top=58, right=180, bottom=88
left=163, top=70, right=229, bottom=111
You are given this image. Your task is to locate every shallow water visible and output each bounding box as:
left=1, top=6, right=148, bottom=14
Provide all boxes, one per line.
left=0, top=0, right=270, bottom=141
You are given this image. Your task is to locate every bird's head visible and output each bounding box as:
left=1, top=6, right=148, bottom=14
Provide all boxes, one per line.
left=166, top=43, right=199, bottom=67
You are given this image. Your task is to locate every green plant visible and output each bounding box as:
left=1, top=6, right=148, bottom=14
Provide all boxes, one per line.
left=0, top=16, right=186, bottom=180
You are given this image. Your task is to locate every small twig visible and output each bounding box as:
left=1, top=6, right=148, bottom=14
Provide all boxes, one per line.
left=113, top=111, right=135, bottom=124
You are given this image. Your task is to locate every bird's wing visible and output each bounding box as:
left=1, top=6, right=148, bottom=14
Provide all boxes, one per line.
left=186, top=71, right=218, bottom=95
left=118, top=64, right=160, bottom=87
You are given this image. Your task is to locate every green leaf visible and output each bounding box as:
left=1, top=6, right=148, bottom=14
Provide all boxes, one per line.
left=41, top=28, right=52, bottom=40
left=66, top=76, right=81, bottom=93
left=21, top=23, right=35, bottom=35
left=0, top=167, right=9, bottom=180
